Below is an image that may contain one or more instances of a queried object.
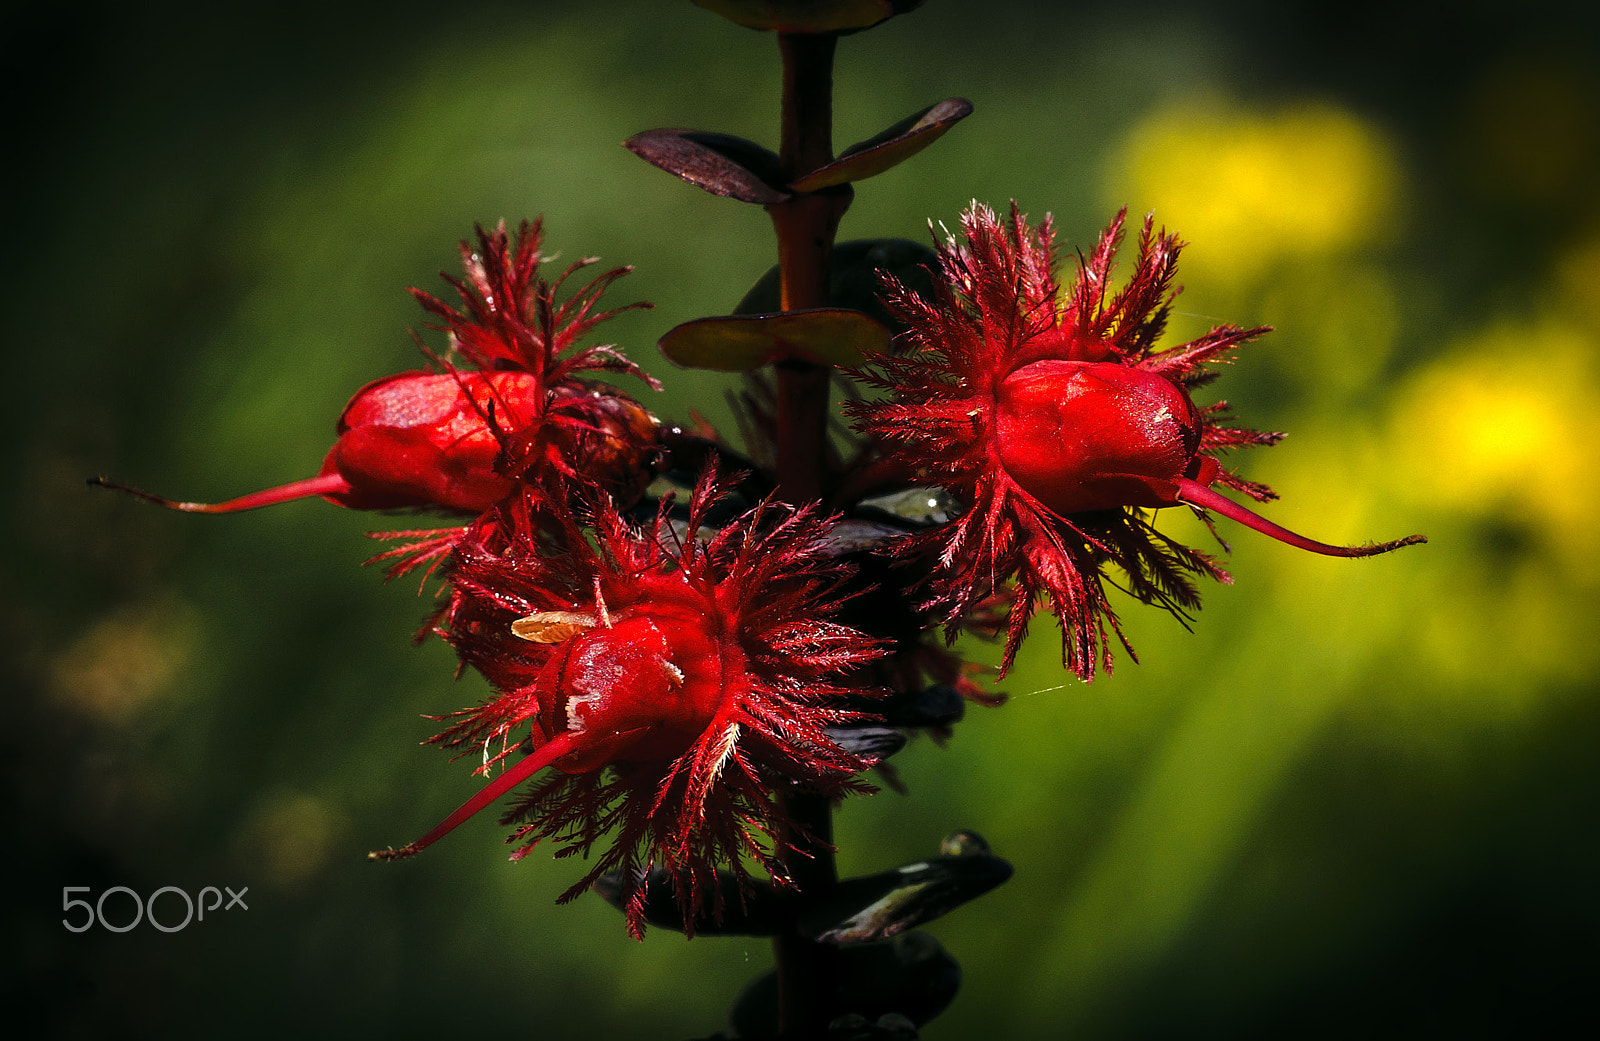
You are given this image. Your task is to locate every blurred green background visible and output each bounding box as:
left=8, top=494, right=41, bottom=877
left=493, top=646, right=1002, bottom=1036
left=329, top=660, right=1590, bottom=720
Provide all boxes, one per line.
left=6, top=1, right=1599, bottom=1037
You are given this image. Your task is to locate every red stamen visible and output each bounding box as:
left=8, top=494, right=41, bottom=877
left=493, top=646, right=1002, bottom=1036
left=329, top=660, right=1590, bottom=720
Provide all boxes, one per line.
left=1174, top=478, right=1426, bottom=557
left=368, top=732, right=581, bottom=862
left=88, top=472, right=353, bottom=513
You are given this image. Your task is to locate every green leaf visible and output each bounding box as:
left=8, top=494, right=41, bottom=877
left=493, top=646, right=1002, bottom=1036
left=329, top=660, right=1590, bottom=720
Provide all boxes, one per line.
left=692, top=0, right=923, bottom=33
left=658, top=309, right=892, bottom=371
left=791, top=99, right=972, bottom=192
left=623, top=129, right=788, bottom=204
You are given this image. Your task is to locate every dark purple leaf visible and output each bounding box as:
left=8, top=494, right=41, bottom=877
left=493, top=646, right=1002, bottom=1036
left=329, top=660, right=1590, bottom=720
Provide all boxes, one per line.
left=659, top=309, right=892, bottom=371
left=692, top=0, right=923, bottom=33
left=797, top=849, right=1013, bottom=944
left=623, top=128, right=788, bottom=204
left=790, top=98, right=972, bottom=192
left=594, top=867, right=793, bottom=936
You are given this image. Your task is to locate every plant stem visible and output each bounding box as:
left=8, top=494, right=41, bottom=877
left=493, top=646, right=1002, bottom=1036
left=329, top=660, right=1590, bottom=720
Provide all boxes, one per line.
left=769, top=29, right=848, bottom=1037
left=773, top=789, right=839, bottom=1035
left=770, top=32, right=851, bottom=507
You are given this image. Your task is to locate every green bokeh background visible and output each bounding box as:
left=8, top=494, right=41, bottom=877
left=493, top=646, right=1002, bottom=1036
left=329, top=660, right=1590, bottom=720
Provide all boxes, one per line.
left=7, top=1, right=1599, bottom=1037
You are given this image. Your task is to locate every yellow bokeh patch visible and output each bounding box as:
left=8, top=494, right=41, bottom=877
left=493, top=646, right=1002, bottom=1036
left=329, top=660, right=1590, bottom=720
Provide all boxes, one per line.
left=1109, top=95, right=1402, bottom=290
left=1388, top=321, right=1600, bottom=554
left=51, top=601, right=198, bottom=723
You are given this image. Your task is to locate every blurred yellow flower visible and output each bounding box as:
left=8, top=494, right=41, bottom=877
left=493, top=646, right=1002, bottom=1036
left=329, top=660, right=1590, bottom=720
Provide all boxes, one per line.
left=1389, top=321, right=1600, bottom=558
left=1386, top=320, right=1600, bottom=702
left=1109, top=96, right=1401, bottom=289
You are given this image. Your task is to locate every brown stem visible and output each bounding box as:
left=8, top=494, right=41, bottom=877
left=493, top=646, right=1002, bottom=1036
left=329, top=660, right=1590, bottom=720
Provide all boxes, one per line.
left=773, top=788, right=839, bottom=1036
left=778, top=32, right=836, bottom=187
left=769, top=29, right=848, bottom=1038
left=769, top=32, right=852, bottom=506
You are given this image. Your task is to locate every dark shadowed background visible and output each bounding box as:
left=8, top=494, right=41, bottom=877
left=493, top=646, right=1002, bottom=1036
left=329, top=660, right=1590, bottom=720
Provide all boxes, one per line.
left=5, top=1, right=1599, bottom=1037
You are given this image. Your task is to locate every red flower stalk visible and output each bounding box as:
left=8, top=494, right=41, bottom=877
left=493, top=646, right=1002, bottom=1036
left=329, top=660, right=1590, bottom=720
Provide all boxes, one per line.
left=851, top=203, right=1424, bottom=679
left=371, top=467, right=887, bottom=938
left=92, top=219, right=659, bottom=517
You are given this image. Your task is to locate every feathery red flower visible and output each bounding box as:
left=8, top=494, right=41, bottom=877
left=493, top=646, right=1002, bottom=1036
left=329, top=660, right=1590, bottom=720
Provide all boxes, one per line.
left=371, top=468, right=887, bottom=937
left=408, top=219, right=662, bottom=508
left=93, top=219, right=658, bottom=517
left=851, top=203, right=1423, bottom=679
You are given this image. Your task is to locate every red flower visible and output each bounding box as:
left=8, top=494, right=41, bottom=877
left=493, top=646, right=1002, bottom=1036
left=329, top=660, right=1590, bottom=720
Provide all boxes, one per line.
left=851, top=203, right=1423, bottom=679
left=408, top=219, right=662, bottom=509
left=311, top=369, right=534, bottom=513
left=371, top=468, right=887, bottom=938
left=93, top=220, right=658, bottom=517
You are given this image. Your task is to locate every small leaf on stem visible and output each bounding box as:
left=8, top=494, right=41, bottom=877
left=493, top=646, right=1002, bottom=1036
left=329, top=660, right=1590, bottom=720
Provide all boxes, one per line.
left=693, top=0, right=924, bottom=33
left=593, top=867, right=795, bottom=937
left=797, top=849, right=1013, bottom=944
left=659, top=309, right=892, bottom=370
left=736, top=237, right=939, bottom=332
left=790, top=99, right=973, bottom=192
left=879, top=685, right=966, bottom=730
left=624, top=129, right=788, bottom=204
left=823, top=724, right=909, bottom=761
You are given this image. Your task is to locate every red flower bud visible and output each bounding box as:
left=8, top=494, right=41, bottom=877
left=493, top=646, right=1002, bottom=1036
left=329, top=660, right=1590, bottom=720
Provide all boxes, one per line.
left=521, top=586, right=729, bottom=772
left=851, top=203, right=1424, bottom=679
left=92, top=219, right=660, bottom=520
left=314, top=370, right=524, bottom=512
left=371, top=468, right=887, bottom=938
left=994, top=359, right=1209, bottom=514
